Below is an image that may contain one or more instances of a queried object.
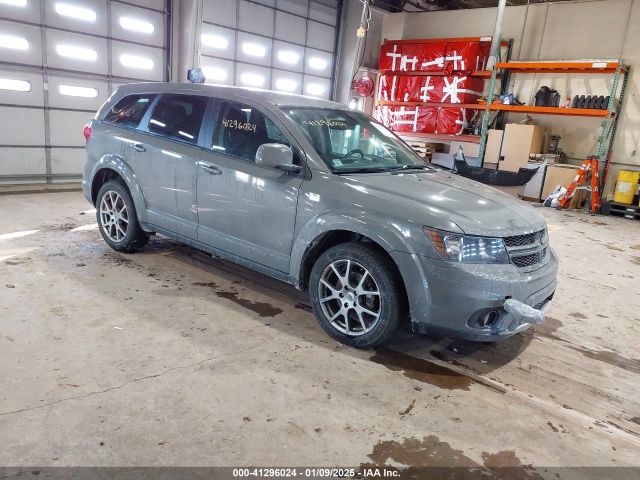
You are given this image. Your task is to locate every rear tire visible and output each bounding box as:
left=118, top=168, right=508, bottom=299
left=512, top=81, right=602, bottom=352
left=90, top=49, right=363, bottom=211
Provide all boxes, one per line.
left=309, top=242, right=404, bottom=348
left=96, top=180, right=149, bottom=253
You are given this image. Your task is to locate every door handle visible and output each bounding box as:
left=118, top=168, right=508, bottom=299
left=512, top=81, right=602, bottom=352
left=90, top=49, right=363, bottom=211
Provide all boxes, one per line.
left=130, top=143, right=146, bottom=152
left=198, top=161, right=222, bottom=175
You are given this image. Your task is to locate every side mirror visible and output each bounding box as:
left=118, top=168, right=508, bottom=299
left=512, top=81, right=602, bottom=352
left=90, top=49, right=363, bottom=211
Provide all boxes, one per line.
left=255, top=143, right=302, bottom=174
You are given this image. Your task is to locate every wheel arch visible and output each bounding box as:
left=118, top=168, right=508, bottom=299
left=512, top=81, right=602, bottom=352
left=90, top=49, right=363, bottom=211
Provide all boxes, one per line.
left=293, top=219, right=413, bottom=315
left=89, top=154, right=147, bottom=223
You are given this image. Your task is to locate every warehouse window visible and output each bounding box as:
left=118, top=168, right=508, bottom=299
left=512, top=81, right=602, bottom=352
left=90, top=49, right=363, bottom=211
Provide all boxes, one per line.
left=54, top=3, right=97, bottom=22
left=0, top=78, right=31, bottom=91
left=0, top=33, right=29, bottom=50
left=59, top=84, right=98, bottom=97
left=104, top=93, right=157, bottom=129
left=148, top=94, right=208, bottom=145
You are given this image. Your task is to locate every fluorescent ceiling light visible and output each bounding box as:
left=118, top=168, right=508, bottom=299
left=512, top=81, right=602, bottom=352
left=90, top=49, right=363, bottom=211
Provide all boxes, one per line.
left=178, top=130, right=194, bottom=140
left=0, top=34, right=29, bottom=50
left=242, top=42, right=265, bottom=57
left=0, top=0, right=27, bottom=7
left=240, top=73, right=264, bottom=87
left=277, top=50, right=299, bottom=65
left=56, top=44, right=97, bottom=61
left=0, top=78, right=31, bottom=92
left=308, top=57, right=328, bottom=70
left=201, top=34, right=228, bottom=50
left=306, top=83, right=325, bottom=96
left=55, top=2, right=97, bottom=22
left=150, top=119, right=166, bottom=128
left=120, top=54, right=153, bottom=70
left=59, top=84, right=98, bottom=97
left=275, top=78, right=297, bottom=92
left=119, top=16, right=154, bottom=34
left=203, top=67, right=227, bottom=82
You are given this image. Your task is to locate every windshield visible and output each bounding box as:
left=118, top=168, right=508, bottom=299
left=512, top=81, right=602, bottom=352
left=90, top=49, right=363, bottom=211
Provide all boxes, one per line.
left=283, top=107, right=434, bottom=174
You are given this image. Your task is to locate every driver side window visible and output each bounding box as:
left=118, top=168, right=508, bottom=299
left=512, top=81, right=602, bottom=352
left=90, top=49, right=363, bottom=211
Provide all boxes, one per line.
left=213, top=100, right=290, bottom=162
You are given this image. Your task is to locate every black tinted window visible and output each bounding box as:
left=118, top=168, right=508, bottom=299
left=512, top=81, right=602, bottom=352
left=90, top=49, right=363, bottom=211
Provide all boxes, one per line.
left=214, top=100, right=289, bottom=162
left=104, top=93, right=156, bottom=128
left=148, top=94, right=208, bottom=144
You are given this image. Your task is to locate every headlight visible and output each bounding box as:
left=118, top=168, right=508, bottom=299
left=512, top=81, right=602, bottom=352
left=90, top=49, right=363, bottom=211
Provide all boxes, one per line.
left=423, top=227, right=509, bottom=264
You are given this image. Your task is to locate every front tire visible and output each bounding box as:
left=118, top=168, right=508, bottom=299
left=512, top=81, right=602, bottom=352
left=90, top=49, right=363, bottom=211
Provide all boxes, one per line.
left=96, top=180, right=148, bottom=252
left=309, top=242, right=404, bottom=348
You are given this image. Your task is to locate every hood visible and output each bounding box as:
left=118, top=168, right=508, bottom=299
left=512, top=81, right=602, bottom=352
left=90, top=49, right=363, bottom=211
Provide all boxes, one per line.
left=341, top=170, right=546, bottom=237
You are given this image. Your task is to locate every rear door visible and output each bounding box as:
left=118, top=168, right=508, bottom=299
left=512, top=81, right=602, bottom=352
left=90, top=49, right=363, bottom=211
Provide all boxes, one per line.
left=139, top=93, right=209, bottom=237
left=196, top=99, right=304, bottom=273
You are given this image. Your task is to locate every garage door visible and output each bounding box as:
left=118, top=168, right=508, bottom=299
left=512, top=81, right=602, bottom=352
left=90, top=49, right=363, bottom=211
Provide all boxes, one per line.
left=199, top=0, right=340, bottom=100
left=0, top=0, right=167, bottom=184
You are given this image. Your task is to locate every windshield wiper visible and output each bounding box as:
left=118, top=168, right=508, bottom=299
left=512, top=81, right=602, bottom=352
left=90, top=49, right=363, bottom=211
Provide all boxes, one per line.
left=388, top=165, right=432, bottom=174
left=334, top=167, right=391, bottom=174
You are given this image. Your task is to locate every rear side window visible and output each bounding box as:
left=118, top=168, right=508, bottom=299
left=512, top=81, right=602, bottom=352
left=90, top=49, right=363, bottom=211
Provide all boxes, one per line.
left=148, top=94, right=208, bottom=144
left=104, top=93, right=156, bottom=128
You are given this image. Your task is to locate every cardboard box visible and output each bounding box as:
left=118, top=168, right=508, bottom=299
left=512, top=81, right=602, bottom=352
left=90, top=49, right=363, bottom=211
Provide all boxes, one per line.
left=500, top=124, right=545, bottom=173
left=542, top=164, right=580, bottom=199
left=484, top=129, right=504, bottom=164
left=449, top=141, right=480, bottom=158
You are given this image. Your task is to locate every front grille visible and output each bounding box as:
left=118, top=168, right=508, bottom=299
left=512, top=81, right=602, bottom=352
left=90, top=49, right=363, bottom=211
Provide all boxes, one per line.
left=504, top=232, right=538, bottom=248
left=512, top=253, right=539, bottom=268
left=504, top=230, right=548, bottom=269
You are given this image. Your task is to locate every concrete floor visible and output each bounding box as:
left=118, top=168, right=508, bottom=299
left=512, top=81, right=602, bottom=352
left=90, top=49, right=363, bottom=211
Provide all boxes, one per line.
left=1, top=191, right=639, bottom=469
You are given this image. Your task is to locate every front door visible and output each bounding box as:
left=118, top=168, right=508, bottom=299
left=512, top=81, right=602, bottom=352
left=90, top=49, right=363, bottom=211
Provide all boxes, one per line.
left=196, top=99, right=303, bottom=273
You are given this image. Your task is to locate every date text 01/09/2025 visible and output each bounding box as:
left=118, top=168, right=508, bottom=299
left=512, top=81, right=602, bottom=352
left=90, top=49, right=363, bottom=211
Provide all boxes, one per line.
left=231, top=467, right=400, bottom=477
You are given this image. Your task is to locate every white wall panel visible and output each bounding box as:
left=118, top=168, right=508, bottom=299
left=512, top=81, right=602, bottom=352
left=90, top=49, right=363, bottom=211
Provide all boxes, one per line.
left=273, top=40, right=304, bottom=72
left=0, top=0, right=41, bottom=23
left=44, top=0, right=108, bottom=36
left=49, top=110, right=93, bottom=147
left=304, top=47, right=332, bottom=76
left=0, top=69, right=44, bottom=106
left=111, top=40, right=163, bottom=80
left=201, top=57, right=234, bottom=85
left=202, top=0, right=237, bottom=28
left=0, top=106, right=45, bottom=145
left=278, top=0, right=309, bottom=17
left=201, top=23, right=235, bottom=60
left=111, top=2, right=164, bottom=47
left=122, top=0, right=164, bottom=11
left=239, top=0, right=273, bottom=36
left=272, top=69, right=302, bottom=94
left=0, top=20, right=42, bottom=66
left=303, top=75, right=330, bottom=99
left=252, top=0, right=274, bottom=6
left=235, top=63, right=270, bottom=89
left=236, top=31, right=272, bottom=67
left=50, top=148, right=85, bottom=174
left=275, top=10, right=306, bottom=44
left=0, top=147, right=46, bottom=176
left=46, top=28, right=108, bottom=74
left=47, top=75, right=108, bottom=110
left=309, top=1, right=337, bottom=25
left=49, top=110, right=93, bottom=146
left=306, top=21, right=334, bottom=51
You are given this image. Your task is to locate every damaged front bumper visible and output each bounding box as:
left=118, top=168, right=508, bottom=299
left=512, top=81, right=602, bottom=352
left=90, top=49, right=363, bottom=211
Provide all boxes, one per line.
left=391, top=248, right=558, bottom=341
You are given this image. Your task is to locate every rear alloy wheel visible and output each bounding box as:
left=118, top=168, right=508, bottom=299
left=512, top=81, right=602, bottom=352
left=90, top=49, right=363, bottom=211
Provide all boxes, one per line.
left=96, top=180, right=148, bottom=252
left=309, top=242, right=404, bottom=348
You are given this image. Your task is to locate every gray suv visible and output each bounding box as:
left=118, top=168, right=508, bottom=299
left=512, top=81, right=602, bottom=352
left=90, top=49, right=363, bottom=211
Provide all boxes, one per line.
left=82, top=83, right=558, bottom=348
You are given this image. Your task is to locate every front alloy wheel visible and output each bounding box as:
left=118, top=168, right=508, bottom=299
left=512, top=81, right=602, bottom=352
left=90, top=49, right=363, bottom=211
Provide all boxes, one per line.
left=318, top=259, right=381, bottom=336
left=309, top=242, right=404, bottom=348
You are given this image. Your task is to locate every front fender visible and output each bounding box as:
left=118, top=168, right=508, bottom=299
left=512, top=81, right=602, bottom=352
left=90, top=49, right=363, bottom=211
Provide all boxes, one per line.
left=290, top=209, right=421, bottom=281
left=90, top=154, right=147, bottom=223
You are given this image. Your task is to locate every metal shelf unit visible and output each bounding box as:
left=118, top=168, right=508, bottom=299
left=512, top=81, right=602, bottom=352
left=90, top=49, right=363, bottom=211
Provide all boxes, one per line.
left=477, top=58, right=630, bottom=191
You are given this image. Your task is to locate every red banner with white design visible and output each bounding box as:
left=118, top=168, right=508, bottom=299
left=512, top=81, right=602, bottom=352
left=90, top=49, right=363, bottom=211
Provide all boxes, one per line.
left=379, top=40, right=490, bottom=74
left=377, top=74, right=484, bottom=104
left=374, top=105, right=475, bottom=135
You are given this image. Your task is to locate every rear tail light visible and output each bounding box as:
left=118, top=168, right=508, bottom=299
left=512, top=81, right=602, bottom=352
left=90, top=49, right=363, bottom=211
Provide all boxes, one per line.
left=83, top=123, right=92, bottom=142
